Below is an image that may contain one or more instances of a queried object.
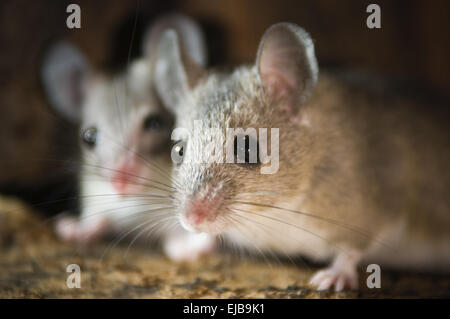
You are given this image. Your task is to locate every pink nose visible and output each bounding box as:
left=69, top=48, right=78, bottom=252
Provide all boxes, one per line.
left=111, top=161, right=139, bottom=194
left=185, top=189, right=223, bottom=227
left=187, top=200, right=212, bottom=226
left=111, top=170, right=129, bottom=193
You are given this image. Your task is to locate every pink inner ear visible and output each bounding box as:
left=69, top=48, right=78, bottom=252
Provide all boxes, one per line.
left=257, top=24, right=318, bottom=121
left=261, top=70, right=296, bottom=101
left=259, top=43, right=302, bottom=104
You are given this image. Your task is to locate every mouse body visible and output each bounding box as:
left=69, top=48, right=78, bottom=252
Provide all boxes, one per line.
left=154, top=23, right=450, bottom=290
left=41, top=14, right=215, bottom=261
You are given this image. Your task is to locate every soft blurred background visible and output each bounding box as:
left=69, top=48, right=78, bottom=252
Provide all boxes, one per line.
left=1, top=0, right=449, bottom=215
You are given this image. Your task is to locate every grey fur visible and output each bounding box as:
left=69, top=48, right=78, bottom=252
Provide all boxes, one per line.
left=41, top=41, right=89, bottom=123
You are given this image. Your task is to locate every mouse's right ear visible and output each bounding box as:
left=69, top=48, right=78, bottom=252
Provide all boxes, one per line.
left=41, top=41, right=90, bottom=124
left=153, top=29, right=206, bottom=112
left=256, top=23, right=318, bottom=117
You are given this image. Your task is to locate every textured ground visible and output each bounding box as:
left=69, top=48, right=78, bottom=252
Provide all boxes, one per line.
left=0, top=196, right=449, bottom=299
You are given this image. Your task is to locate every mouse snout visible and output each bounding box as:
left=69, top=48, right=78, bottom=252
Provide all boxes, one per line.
left=181, top=185, right=225, bottom=234
left=110, top=156, right=144, bottom=195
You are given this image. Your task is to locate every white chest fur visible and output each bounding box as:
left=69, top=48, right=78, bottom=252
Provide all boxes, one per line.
left=225, top=194, right=336, bottom=262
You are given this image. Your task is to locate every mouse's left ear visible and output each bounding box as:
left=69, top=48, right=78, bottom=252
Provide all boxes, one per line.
left=41, top=41, right=91, bottom=124
left=142, top=13, right=207, bottom=68
left=256, top=23, right=318, bottom=115
left=153, top=29, right=206, bottom=113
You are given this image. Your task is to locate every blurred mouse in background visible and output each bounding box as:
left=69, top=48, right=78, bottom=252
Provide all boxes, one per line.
left=40, top=14, right=215, bottom=261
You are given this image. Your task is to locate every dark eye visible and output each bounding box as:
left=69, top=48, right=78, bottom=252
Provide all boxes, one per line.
left=171, top=140, right=186, bottom=165
left=81, top=127, right=97, bottom=147
left=143, top=114, right=165, bottom=131
left=234, top=135, right=259, bottom=164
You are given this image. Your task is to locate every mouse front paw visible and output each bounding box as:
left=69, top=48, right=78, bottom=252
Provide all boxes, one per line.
left=55, top=214, right=110, bottom=244
left=164, top=232, right=215, bottom=262
left=309, top=267, right=358, bottom=291
left=309, top=250, right=361, bottom=292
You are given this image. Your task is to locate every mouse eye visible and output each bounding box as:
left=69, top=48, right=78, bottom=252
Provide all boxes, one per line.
left=171, top=140, right=186, bottom=165
left=233, top=135, right=259, bottom=165
left=143, top=114, right=165, bottom=131
left=81, top=127, right=97, bottom=147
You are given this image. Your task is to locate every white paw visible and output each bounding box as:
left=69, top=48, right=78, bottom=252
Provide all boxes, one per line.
left=309, top=267, right=358, bottom=291
left=55, top=215, right=110, bottom=243
left=309, top=251, right=361, bottom=292
left=164, top=232, right=215, bottom=262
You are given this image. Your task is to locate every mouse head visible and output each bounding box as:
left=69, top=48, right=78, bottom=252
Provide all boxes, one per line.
left=155, top=23, right=318, bottom=234
left=41, top=14, right=207, bottom=196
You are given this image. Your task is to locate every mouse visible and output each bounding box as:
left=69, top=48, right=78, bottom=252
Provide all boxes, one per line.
left=40, top=14, right=215, bottom=261
left=153, top=22, right=450, bottom=290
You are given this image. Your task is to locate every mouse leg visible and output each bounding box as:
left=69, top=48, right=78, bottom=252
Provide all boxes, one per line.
left=55, top=214, right=110, bottom=243
left=163, top=232, right=215, bottom=262
left=309, top=250, right=361, bottom=291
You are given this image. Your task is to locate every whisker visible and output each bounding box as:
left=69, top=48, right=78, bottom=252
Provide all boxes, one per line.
left=226, top=214, right=279, bottom=269
left=99, top=206, right=173, bottom=264
left=33, top=194, right=172, bottom=224
left=229, top=211, right=303, bottom=265
left=233, top=200, right=395, bottom=251
left=27, top=158, right=176, bottom=192
left=64, top=205, right=174, bottom=261
left=124, top=215, right=176, bottom=260
left=230, top=207, right=346, bottom=257
left=54, top=203, right=175, bottom=228
left=229, top=209, right=319, bottom=270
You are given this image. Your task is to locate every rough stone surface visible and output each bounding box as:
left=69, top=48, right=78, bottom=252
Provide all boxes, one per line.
left=1, top=196, right=449, bottom=299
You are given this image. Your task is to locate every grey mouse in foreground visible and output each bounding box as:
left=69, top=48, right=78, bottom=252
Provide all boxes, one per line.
left=40, top=14, right=214, bottom=261
left=154, top=22, right=450, bottom=290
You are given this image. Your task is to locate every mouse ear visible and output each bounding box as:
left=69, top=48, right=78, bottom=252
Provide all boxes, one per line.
left=142, top=13, right=207, bottom=67
left=41, top=41, right=90, bottom=124
left=153, top=29, right=206, bottom=112
left=256, top=23, right=318, bottom=115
